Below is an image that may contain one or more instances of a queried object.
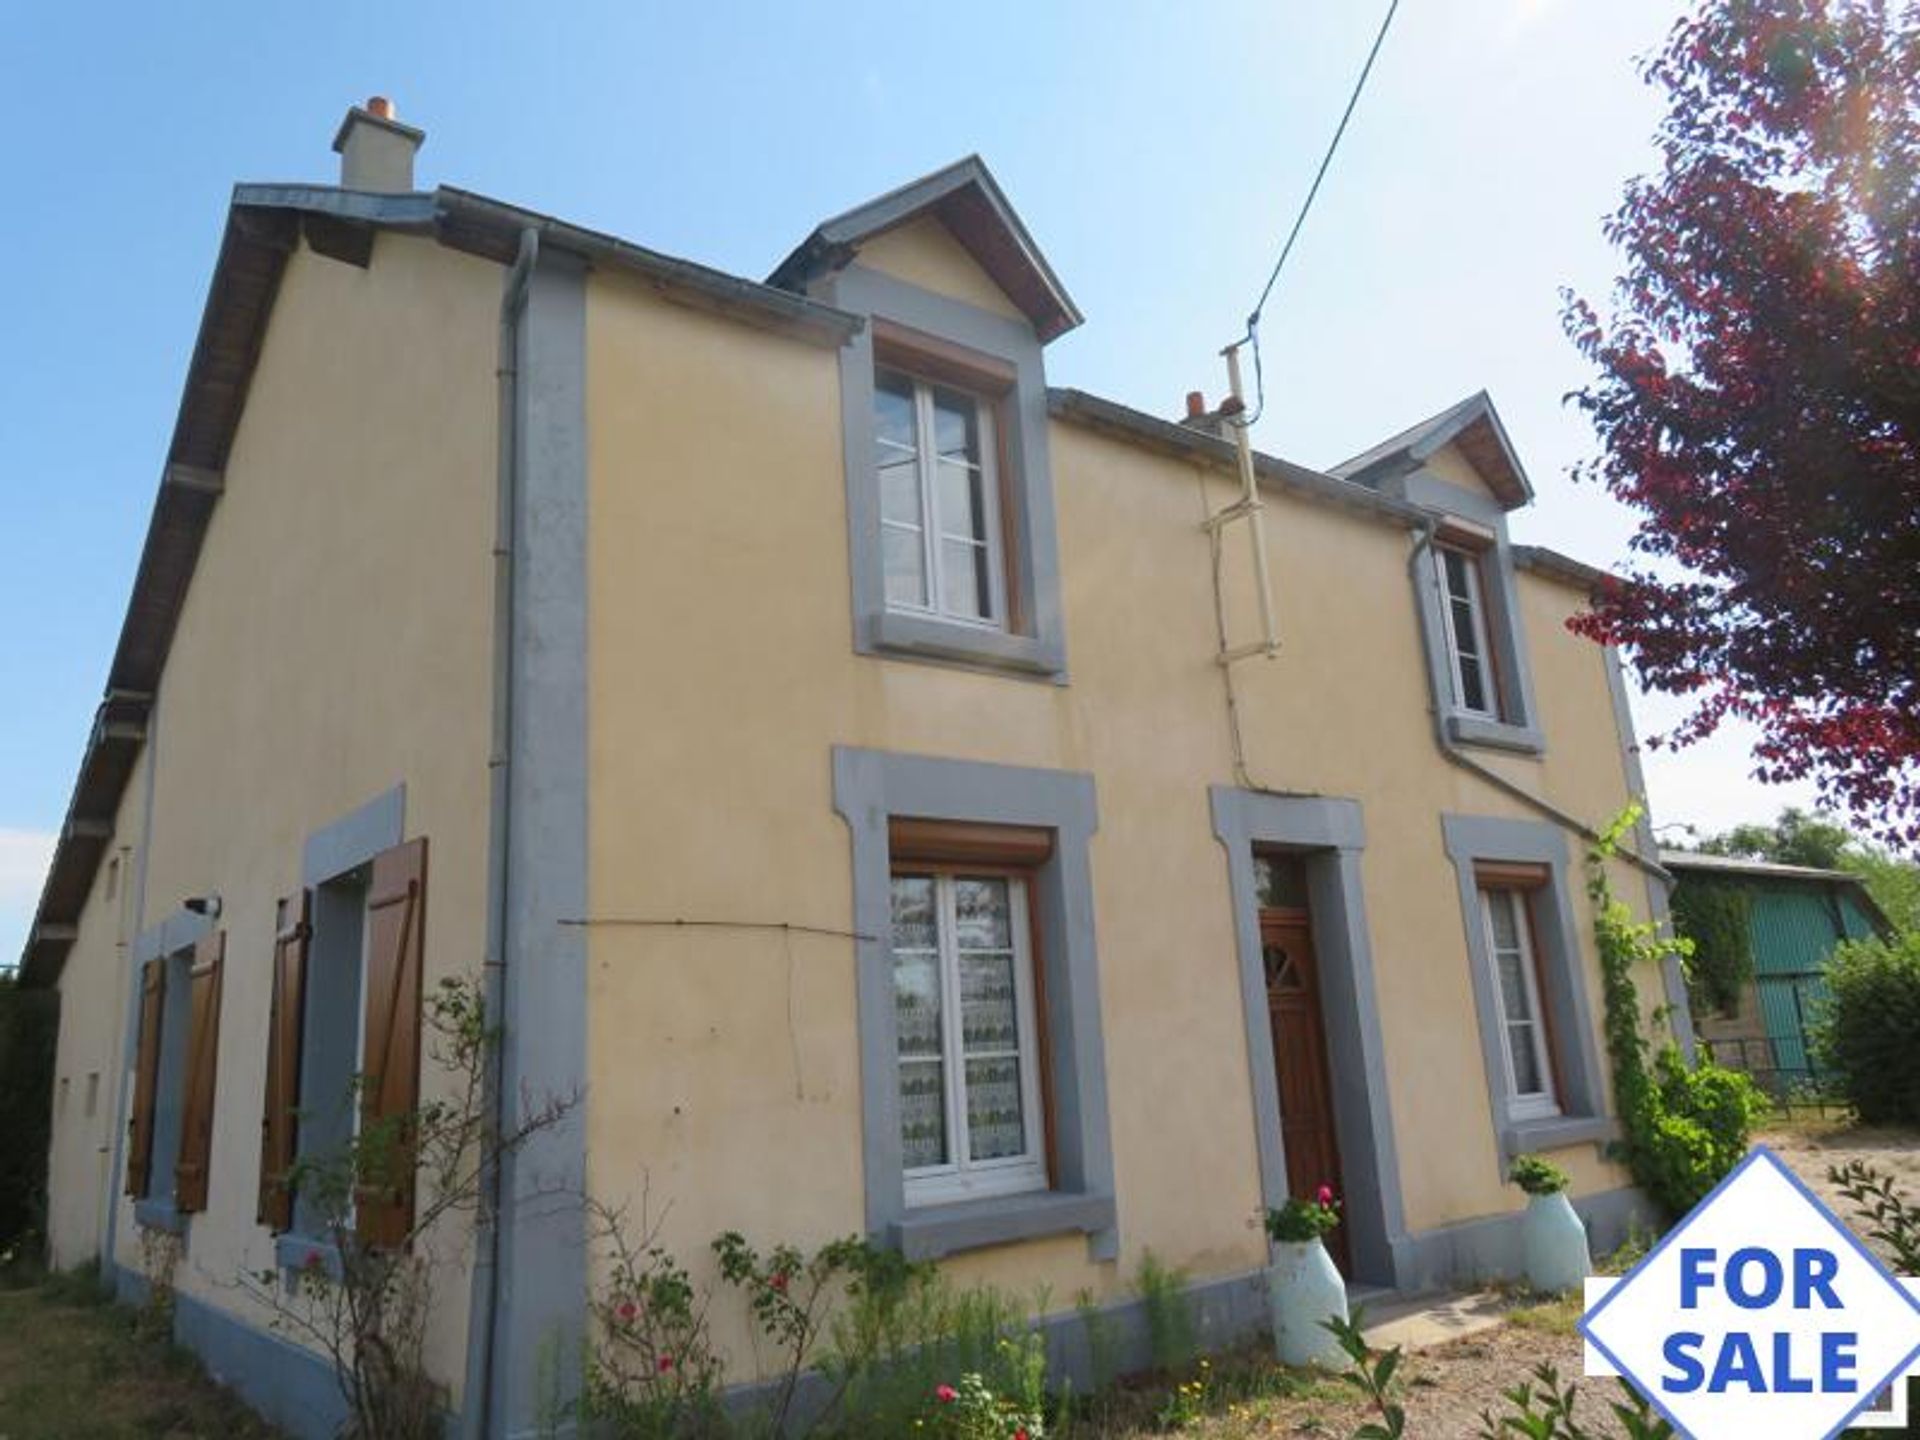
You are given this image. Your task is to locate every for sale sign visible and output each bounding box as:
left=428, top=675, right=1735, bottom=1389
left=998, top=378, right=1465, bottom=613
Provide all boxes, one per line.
left=1580, top=1147, right=1920, bottom=1439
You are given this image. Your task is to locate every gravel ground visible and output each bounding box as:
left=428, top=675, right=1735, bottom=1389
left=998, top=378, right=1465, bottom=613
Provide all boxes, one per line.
left=1110, top=1124, right=1920, bottom=1439
left=1761, top=1121, right=1920, bottom=1267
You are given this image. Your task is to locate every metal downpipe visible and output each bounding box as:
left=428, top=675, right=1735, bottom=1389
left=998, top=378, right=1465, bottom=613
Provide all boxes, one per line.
left=464, top=225, right=539, bottom=1440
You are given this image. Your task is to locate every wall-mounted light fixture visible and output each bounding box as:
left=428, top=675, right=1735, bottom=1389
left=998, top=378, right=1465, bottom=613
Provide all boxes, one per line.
left=182, top=894, right=222, bottom=920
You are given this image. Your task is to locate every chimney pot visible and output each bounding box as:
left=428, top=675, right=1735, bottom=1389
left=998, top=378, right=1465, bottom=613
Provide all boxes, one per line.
left=1185, top=391, right=1207, bottom=420
left=332, top=97, right=425, bottom=193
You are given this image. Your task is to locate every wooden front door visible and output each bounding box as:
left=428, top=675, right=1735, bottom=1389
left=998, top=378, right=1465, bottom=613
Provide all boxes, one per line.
left=1262, top=907, right=1350, bottom=1274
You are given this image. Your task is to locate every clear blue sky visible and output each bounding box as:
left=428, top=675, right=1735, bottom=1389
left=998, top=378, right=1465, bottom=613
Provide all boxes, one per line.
left=0, top=0, right=1817, bottom=961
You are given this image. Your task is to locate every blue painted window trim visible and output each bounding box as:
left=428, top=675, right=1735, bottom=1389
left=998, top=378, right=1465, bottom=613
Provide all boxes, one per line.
left=1400, top=476, right=1546, bottom=757
left=833, top=746, right=1115, bottom=1261
left=128, top=909, right=213, bottom=1229
left=816, top=265, right=1068, bottom=682
left=280, top=789, right=405, bottom=1249
left=1440, top=814, right=1609, bottom=1164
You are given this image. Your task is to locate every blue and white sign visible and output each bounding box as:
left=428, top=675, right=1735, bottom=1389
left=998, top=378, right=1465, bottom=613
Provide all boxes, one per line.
left=1581, top=1146, right=1920, bottom=1439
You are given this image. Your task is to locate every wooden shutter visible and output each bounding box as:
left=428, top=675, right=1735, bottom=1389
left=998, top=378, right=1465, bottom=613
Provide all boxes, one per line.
left=258, top=892, right=311, bottom=1231
left=174, top=931, right=226, bottom=1213
left=125, top=959, right=165, bottom=1197
left=357, top=837, right=427, bottom=1249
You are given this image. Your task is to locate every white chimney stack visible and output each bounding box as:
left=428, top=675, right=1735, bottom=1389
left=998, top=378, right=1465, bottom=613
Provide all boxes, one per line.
left=331, top=96, right=425, bottom=193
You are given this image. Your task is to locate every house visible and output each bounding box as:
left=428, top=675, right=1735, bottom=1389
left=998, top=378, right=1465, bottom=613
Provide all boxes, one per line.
left=1666, top=849, right=1884, bottom=1095
left=26, top=100, right=1690, bottom=1438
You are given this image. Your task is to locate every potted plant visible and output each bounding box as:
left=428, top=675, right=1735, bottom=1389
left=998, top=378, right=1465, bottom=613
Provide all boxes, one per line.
left=1263, top=1185, right=1347, bottom=1366
left=1509, top=1153, right=1590, bottom=1294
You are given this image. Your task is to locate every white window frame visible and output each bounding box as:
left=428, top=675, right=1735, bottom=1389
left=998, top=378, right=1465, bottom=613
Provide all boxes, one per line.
left=1478, top=887, right=1559, bottom=1120
left=876, top=368, right=1009, bottom=632
left=1435, top=544, right=1499, bottom=719
left=892, top=871, right=1048, bottom=1208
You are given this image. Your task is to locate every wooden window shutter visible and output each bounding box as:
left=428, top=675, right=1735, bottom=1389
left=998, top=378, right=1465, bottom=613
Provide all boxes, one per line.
left=125, top=958, right=165, bottom=1197
left=357, top=837, right=427, bottom=1249
left=258, top=892, right=311, bottom=1232
left=174, top=931, right=226, bottom=1213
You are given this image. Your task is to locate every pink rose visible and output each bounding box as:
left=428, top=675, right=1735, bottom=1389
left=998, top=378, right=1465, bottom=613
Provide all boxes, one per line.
left=616, top=1300, right=638, bottom=1322
left=935, top=1383, right=958, bottom=1403
left=1316, top=1184, right=1335, bottom=1207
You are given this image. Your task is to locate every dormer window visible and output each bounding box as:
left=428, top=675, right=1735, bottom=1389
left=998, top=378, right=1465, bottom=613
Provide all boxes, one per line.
left=1435, top=543, right=1498, bottom=719
left=876, top=369, right=1007, bottom=628
left=770, top=156, right=1078, bottom=679
left=1333, top=392, right=1547, bottom=755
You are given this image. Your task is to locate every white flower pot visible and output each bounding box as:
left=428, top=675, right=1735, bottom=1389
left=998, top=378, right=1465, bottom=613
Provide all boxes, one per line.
left=1522, top=1191, right=1591, bottom=1295
left=1268, top=1237, right=1349, bottom=1367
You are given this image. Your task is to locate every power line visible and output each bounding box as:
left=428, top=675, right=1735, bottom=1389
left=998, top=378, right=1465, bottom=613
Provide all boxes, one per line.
left=1233, top=0, right=1404, bottom=427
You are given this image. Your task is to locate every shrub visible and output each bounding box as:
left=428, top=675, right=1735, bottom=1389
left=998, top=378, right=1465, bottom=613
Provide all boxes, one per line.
left=1135, top=1251, right=1195, bottom=1374
left=1633, top=1051, right=1770, bottom=1218
left=1813, top=932, right=1920, bottom=1126
left=1508, top=1155, right=1570, bottom=1197
left=920, top=1366, right=1046, bottom=1440
left=581, top=1196, right=725, bottom=1438
left=1265, top=1186, right=1342, bottom=1242
left=1828, top=1159, right=1920, bottom=1274
left=1589, top=808, right=1770, bottom=1220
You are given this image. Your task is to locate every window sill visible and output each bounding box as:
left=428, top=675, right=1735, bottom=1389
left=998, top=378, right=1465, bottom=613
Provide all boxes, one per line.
left=869, top=610, right=1065, bottom=681
left=889, top=1189, right=1116, bottom=1261
left=275, top=1234, right=345, bottom=1282
left=133, top=1198, right=187, bottom=1236
left=1501, top=1114, right=1617, bottom=1158
left=1446, top=713, right=1545, bottom=756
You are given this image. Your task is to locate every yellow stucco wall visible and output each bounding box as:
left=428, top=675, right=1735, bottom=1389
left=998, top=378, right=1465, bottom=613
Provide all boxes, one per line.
left=41, top=200, right=1668, bottom=1408
left=77, top=231, right=498, bottom=1404
left=46, top=748, right=148, bottom=1272
left=1424, top=441, right=1508, bottom=508
left=582, top=244, right=1661, bottom=1382
left=849, top=216, right=1028, bottom=321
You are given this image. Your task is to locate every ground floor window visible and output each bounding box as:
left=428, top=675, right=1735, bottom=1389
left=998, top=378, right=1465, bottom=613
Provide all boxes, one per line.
left=1477, top=885, right=1558, bottom=1119
left=835, top=747, right=1115, bottom=1260
left=890, top=870, right=1047, bottom=1205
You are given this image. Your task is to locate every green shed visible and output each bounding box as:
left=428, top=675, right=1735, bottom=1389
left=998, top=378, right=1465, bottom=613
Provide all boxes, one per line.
left=1665, top=850, right=1887, bottom=1095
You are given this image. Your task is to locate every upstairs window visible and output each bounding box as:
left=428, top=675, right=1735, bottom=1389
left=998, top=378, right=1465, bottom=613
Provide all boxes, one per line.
left=875, top=368, right=1006, bottom=628
left=890, top=868, right=1047, bottom=1207
left=1435, top=544, right=1498, bottom=719
left=1477, top=885, right=1558, bottom=1120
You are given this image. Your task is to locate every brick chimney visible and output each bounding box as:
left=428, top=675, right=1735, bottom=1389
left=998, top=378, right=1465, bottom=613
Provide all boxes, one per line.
left=331, top=96, right=425, bottom=193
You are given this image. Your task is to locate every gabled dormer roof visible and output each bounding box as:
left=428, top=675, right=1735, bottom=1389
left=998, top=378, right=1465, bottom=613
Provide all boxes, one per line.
left=768, top=156, right=1083, bottom=342
left=1331, top=390, right=1534, bottom=509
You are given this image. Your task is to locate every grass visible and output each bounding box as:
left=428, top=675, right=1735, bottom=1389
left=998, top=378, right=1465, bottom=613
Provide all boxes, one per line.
left=0, top=1266, right=284, bottom=1439
left=1492, top=1229, right=1658, bottom=1344
left=1054, top=1340, right=1371, bottom=1437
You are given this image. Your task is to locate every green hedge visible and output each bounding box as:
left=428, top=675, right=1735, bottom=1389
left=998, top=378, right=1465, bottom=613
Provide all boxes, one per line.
left=1814, top=932, right=1920, bottom=1125
left=0, top=979, right=58, bottom=1257
left=1669, top=878, right=1752, bottom=1016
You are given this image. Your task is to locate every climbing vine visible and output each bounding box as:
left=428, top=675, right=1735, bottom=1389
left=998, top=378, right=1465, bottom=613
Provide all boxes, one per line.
left=1667, top=879, right=1752, bottom=1016
left=1587, top=807, right=1768, bottom=1220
